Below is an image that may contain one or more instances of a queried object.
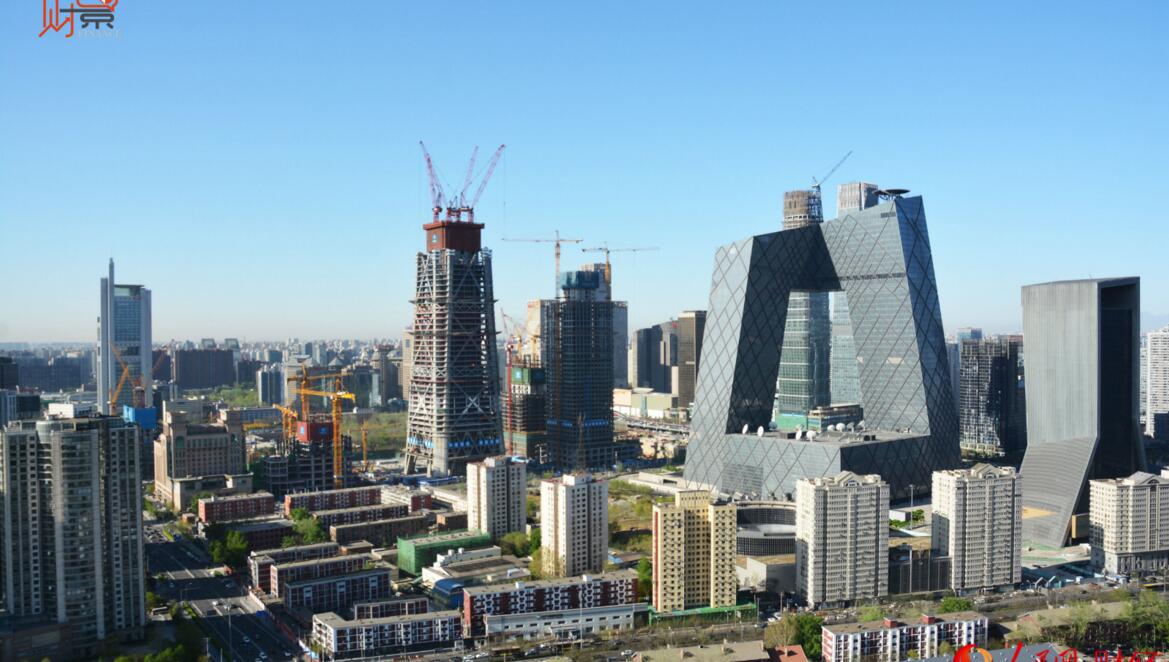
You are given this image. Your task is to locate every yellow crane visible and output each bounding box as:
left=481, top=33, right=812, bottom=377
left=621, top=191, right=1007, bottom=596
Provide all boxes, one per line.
left=272, top=404, right=300, bottom=442
left=107, top=342, right=133, bottom=411
left=501, top=231, right=584, bottom=296
left=286, top=366, right=347, bottom=421
left=580, top=244, right=660, bottom=289
left=292, top=378, right=356, bottom=489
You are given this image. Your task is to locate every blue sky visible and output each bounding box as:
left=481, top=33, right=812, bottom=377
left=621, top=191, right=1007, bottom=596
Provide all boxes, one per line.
left=1, top=2, right=1166, bottom=342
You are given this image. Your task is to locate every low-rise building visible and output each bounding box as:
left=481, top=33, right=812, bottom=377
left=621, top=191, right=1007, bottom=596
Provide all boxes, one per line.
left=380, top=485, right=433, bottom=511
left=284, top=485, right=384, bottom=516
left=421, top=554, right=529, bottom=587
left=312, top=503, right=409, bottom=529
left=312, top=610, right=463, bottom=659
left=197, top=491, right=275, bottom=523
left=329, top=512, right=430, bottom=547
left=283, top=567, right=397, bottom=615
left=397, top=529, right=493, bottom=576
left=1090, top=470, right=1169, bottom=575
left=462, top=570, right=638, bottom=638
left=271, top=554, right=375, bottom=598
left=248, top=542, right=340, bottom=593
left=226, top=517, right=295, bottom=551
left=352, top=596, right=430, bottom=619
left=821, top=613, right=989, bottom=662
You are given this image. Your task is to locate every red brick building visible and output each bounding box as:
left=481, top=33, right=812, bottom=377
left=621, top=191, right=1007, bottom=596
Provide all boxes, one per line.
left=462, top=570, right=638, bottom=636
left=198, top=491, right=275, bottom=523
left=271, top=554, right=377, bottom=598
left=284, top=486, right=384, bottom=516
left=312, top=503, right=409, bottom=529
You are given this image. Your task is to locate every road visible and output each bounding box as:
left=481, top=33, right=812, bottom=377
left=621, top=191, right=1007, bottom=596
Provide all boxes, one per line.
left=145, top=518, right=300, bottom=661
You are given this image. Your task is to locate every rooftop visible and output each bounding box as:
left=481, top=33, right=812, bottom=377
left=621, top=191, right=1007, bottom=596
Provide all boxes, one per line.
left=284, top=566, right=395, bottom=589
left=400, top=529, right=488, bottom=546
left=463, top=569, right=636, bottom=596
left=636, top=640, right=785, bottom=662
left=824, top=611, right=987, bottom=635
left=200, top=491, right=274, bottom=503
left=273, top=553, right=372, bottom=573
left=313, top=609, right=462, bottom=630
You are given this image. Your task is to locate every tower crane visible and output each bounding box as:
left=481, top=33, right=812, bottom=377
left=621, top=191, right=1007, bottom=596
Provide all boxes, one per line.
left=419, top=142, right=506, bottom=223
left=500, top=231, right=584, bottom=295
left=286, top=366, right=347, bottom=421
left=291, top=378, right=356, bottom=489
left=811, top=150, right=853, bottom=194
left=579, top=244, right=660, bottom=289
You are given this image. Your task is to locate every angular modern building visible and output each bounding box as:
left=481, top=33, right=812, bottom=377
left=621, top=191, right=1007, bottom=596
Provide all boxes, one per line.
left=1019, top=278, right=1145, bottom=547
left=97, top=259, right=152, bottom=415
left=957, top=335, right=1027, bottom=456
left=828, top=183, right=878, bottom=407
left=773, top=189, right=832, bottom=428
left=684, top=190, right=959, bottom=501
left=405, top=215, right=502, bottom=477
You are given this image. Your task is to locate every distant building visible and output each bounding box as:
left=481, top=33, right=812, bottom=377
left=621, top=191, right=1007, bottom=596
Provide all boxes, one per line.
left=1019, top=278, right=1145, bottom=547
left=0, top=390, right=41, bottom=427
left=172, top=348, right=235, bottom=390
left=1147, top=326, right=1169, bottom=440
left=97, top=259, right=152, bottom=414
left=466, top=456, right=526, bottom=539
left=256, top=365, right=283, bottom=405
left=796, top=472, right=889, bottom=607
left=932, top=464, right=1021, bottom=591
left=541, top=474, right=608, bottom=577
left=0, top=357, right=17, bottom=388
left=958, top=336, right=1026, bottom=455
left=822, top=613, right=989, bottom=662
left=651, top=490, right=736, bottom=612
left=1090, top=469, right=1169, bottom=576
left=0, top=417, right=146, bottom=656
left=676, top=310, right=706, bottom=410
left=613, top=301, right=630, bottom=388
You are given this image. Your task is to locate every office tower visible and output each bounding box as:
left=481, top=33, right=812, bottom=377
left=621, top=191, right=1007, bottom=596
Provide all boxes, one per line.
left=1019, top=278, right=1145, bottom=547
left=686, top=191, right=959, bottom=501
left=540, top=474, right=608, bottom=577
left=0, top=417, right=146, bottom=655
left=613, top=301, right=629, bottom=388
left=795, top=472, right=889, bottom=607
left=676, top=311, right=706, bottom=410
left=257, top=364, right=284, bottom=405
left=0, top=357, right=17, bottom=388
left=154, top=403, right=246, bottom=507
left=773, top=190, right=831, bottom=427
left=97, top=259, right=152, bottom=415
left=1147, top=326, right=1169, bottom=440
left=540, top=270, right=615, bottom=470
left=504, top=359, right=547, bottom=462
left=630, top=326, right=662, bottom=391
left=1089, top=469, right=1169, bottom=575
left=0, top=390, right=41, bottom=427
left=931, top=464, right=1022, bottom=591
left=405, top=205, right=505, bottom=477
left=827, top=183, right=878, bottom=408
left=957, top=335, right=1027, bottom=455
left=171, top=348, right=235, bottom=390
left=651, top=490, right=736, bottom=613
left=467, top=456, right=527, bottom=539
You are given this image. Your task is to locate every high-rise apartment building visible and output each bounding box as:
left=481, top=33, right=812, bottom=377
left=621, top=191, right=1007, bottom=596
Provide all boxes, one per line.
left=676, top=311, right=706, bottom=410
left=1090, top=470, right=1169, bottom=576
left=405, top=213, right=502, bottom=477
left=957, top=336, right=1027, bottom=456
left=540, top=270, right=615, bottom=470
left=257, top=364, right=284, bottom=405
left=1019, top=278, right=1145, bottom=547
left=0, top=417, right=146, bottom=656
left=774, top=189, right=831, bottom=426
left=931, top=464, right=1022, bottom=591
left=467, top=456, right=527, bottom=539
left=540, top=474, right=608, bottom=577
left=172, top=348, right=235, bottom=390
left=1147, top=326, right=1169, bottom=440
left=97, top=259, right=152, bottom=415
left=795, top=472, right=889, bottom=607
left=651, top=490, right=736, bottom=613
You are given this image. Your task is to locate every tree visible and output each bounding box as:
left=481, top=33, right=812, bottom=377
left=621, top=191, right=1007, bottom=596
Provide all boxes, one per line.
left=146, top=590, right=161, bottom=610
left=636, top=558, right=652, bottom=601
left=211, top=530, right=249, bottom=567
left=938, top=641, right=955, bottom=656
left=529, top=548, right=545, bottom=579
left=859, top=605, right=885, bottom=622
left=500, top=531, right=531, bottom=557
left=764, top=613, right=823, bottom=657
left=289, top=508, right=326, bottom=544
left=1065, top=601, right=1098, bottom=649
left=529, top=527, right=541, bottom=552
left=939, top=596, right=974, bottom=613
left=763, top=617, right=798, bottom=648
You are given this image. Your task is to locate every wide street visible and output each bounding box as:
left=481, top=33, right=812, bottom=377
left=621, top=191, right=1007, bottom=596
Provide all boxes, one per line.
left=145, top=518, right=301, bottom=662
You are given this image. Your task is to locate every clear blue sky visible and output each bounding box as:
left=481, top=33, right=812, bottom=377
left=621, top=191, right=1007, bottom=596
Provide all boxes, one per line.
left=2, top=2, right=1166, bottom=343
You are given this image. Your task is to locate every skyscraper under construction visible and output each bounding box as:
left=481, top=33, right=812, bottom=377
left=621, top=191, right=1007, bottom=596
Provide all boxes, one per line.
left=405, top=144, right=505, bottom=476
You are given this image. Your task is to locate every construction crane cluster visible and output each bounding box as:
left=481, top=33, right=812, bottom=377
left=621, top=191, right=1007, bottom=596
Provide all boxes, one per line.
left=420, top=142, right=506, bottom=224
left=283, top=366, right=357, bottom=489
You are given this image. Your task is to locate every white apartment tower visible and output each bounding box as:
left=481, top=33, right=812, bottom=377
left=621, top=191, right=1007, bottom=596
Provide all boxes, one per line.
left=1090, top=470, right=1169, bottom=575
left=467, top=456, right=527, bottom=539
left=1147, top=327, right=1169, bottom=440
left=796, top=471, right=889, bottom=607
left=97, top=259, right=152, bottom=415
left=651, top=490, right=737, bottom=613
left=931, top=464, right=1022, bottom=591
left=540, top=474, right=608, bottom=577
left=0, top=417, right=147, bottom=655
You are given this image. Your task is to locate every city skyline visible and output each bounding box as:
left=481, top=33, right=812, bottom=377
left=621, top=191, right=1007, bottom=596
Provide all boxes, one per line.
left=2, top=3, right=1167, bottom=342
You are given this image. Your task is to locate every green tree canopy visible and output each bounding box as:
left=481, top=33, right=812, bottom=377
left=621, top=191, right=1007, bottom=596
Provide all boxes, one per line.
left=499, top=531, right=532, bottom=557
left=938, top=596, right=974, bottom=613
left=635, top=558, right=652, bottom=601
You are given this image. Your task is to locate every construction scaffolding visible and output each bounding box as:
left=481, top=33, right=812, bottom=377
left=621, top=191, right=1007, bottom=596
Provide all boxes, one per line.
left=505, top=357, right=548, bottom=462
left=405, top=223, right=503, bottom=476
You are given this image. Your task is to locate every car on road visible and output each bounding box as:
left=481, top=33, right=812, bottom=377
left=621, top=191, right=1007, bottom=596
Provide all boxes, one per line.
left=243, top=636, right=251, bottom=643
left=622, top=651, right=635, bottom=657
